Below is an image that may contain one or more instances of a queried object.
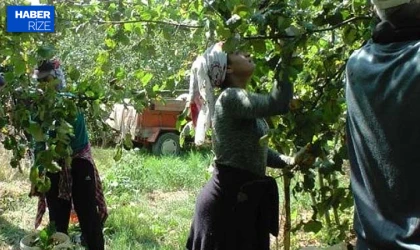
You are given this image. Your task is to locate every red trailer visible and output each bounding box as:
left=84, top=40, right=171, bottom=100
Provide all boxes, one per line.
left=106, top=95, right=190, bottom=155
left=135, top=98, right=187, bottom=155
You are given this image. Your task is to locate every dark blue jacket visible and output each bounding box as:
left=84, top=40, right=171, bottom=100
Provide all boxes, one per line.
left=346, top=37, right=420, bottom=249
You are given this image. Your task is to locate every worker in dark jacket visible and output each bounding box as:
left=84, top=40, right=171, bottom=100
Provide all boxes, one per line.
left=345, top=0, right=420, bottom=249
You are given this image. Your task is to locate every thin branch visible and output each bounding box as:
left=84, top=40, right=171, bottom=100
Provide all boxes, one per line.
left=97, top=19, right=203, bottom=29
left=311, top=16, right=371, bottom=32
left=245, top=34, right=296, bottom=40
left=203, top=0, right=228, bottom=22
left=244, top=16, right=372, bottom=40
left=310, top=63, right=346, bottom=110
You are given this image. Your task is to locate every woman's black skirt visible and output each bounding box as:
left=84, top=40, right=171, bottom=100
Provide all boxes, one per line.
left=186, top=164, right=279, bottom=250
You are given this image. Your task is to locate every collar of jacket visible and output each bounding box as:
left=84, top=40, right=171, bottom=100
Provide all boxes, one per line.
left=372, top=20, right=420, bottom=44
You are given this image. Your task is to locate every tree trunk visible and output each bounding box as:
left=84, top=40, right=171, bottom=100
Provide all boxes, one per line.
left=283, top=170, right=291, bottom=250
left=318, top=172, right=331, bottom=228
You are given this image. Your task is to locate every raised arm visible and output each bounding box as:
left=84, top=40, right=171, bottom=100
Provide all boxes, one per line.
left=218, top=80, right=293, bottom=119
left=267, top=148, right=295, bottom=169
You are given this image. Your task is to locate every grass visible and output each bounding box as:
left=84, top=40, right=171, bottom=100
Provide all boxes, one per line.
left=0, top=146, right=353, bottom=250
left=97, top=148, right=212, bottom=250
left=101, top=148, right=211, bottom=193
left=0, top=147, right=212, bottom=250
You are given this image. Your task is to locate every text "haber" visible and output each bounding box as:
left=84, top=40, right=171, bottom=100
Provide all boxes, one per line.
left=15, top=11, right=51, bottom=19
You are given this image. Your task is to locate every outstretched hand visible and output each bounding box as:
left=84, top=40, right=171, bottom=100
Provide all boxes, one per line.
left=292, top=143, right=316, bottom=169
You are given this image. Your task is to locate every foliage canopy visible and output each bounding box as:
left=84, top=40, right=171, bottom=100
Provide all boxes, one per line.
left=0, top=0, right=376, bottom=246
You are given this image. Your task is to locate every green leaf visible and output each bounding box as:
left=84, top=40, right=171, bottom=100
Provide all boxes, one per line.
left=162, top=28, right=172, bottom=40
left=27, top=121, right=44, bottom=142
left=123, top=133, right=133, bottom=149
left=277, top=16, right=290, bottom=30
left=300, top=0, right=312, bottom=9
left=116, top=33, right=130, bottom=45
left=179, top=132, right=186, bottom=148
left=68, top=67, right=81, bottom=81
left=17, top=144, right=26, bottom=158
left=123, top=23, right=134, bottom=32
left=10, top=159, right=19, bottom=169
left=92, top=100, right=101, bottom=116
left=39, top=229, right=49, bottom=244
left=141, top=73, right=153, bottom=86
left=106, top=26, right=116, bottom=36
left=326, top=12, right=343, bottom=26
left=37, top=45, right=56, bottom=59
left=343, top=25, right=358, bottom=45
left=176, top=108, right=188, bottom=131
left=29, top=166, right=39, bottom=183
left=223, top=37, right=240, bottom=53
left=115, top=67, right=126, bottom=80
left=96, top=51, right=109, bottom=64
left=216, top=27, right=231, bottom=38
left=85, top=91, right=95, bottom=98
left=105, top=38, right=117, bottom=49
left=114, top=145, right=123, bottom=161
left=14, top=60, right=26, bottom=76
left=251, top=40, right=266, bottom=54
left=303, top=220, right=323, bottom=233
left=133, top=89, right=147, bottom=101
left=37, top=176, right=52, bottom=193
left=152, top=84, right=160, bottom=92
left=141, top=11, right=152, bottom=20
left=233, top=5, right=249, bottom=18
left=251, top=13, right=265, bottom=25
left=3, top=136, right=15, bottom=150
left=47, top=161, right=62, bottom=173
left=54, top=142, right=67, bottom=156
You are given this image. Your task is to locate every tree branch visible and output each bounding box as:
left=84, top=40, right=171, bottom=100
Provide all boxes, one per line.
left=97, top=19, right=203, bottom=29
left=245, top=34, right=296, bottom=40
left=310, top=63, right=346, bottom=110
left=311, top=16, right=372, bottom=33
left=244, top=16, right=372, bottom=40
left=203, top=0, right=229, bottom=22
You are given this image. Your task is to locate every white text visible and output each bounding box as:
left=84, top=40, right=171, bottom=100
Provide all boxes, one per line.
left=15, top=11, right=51, bottom=19
left=28, top=20, right=52, bottom=31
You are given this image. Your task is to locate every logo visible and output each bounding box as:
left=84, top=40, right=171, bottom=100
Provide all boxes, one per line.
left=6, top=6, right=55, bottom=32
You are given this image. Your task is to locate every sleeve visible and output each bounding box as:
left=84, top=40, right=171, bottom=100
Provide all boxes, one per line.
left=267, top=148, right=295, bottom=169
left=0, top=74, right=5, bottom=88
left=220, top=80, right=293, bottom=119
left=33, top=140, right=46, bottom=172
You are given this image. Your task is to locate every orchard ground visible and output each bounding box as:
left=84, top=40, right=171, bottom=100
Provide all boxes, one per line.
left=0, top=146, right=354, bottom=250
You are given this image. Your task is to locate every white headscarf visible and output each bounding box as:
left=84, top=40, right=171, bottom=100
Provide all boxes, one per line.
left=33, top=59, right=67, bottom=91
left=188, top=42, right=227, bottom=145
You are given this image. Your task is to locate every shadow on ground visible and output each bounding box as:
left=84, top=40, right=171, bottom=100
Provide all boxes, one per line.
left=0, top=215, right=29, bottom=250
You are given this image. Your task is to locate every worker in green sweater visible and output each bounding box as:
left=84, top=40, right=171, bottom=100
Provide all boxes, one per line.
left=31, top=59, right=107, bottom=250
left=186, top=43, right=310, bottom=250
